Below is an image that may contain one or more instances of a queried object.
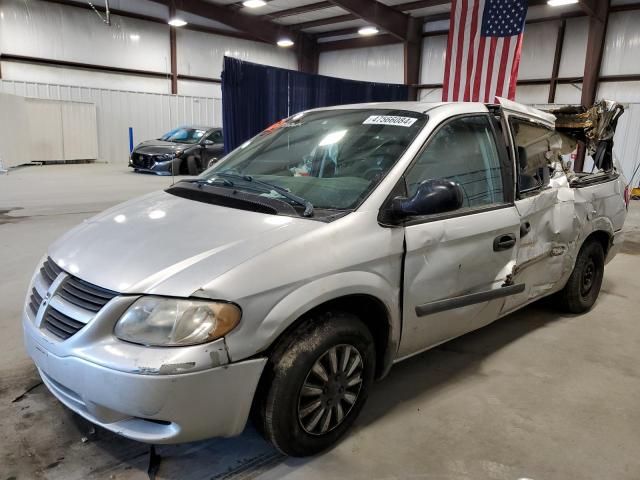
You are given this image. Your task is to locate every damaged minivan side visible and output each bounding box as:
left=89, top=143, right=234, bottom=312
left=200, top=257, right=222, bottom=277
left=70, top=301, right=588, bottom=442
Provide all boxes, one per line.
left=23, top=99, right=628, bottom=457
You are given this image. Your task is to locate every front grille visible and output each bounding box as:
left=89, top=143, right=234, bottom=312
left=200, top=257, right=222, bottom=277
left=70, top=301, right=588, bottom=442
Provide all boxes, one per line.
left=32, top=257, right=119, bottom=341
left=28, top=287, right=43, bottom=316
left=40, top=257, right=62, bottom=286
left=133, top=153, right=153, bottom=168
left=58, top=275, right=117, bottom=313
left=43, top=308, right=86, bottom=340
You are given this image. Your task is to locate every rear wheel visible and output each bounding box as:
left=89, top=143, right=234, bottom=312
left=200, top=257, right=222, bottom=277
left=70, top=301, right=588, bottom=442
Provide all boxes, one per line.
left=557, top=239, right=605, bottom=313
left=255, top=312, right=375, bottom=456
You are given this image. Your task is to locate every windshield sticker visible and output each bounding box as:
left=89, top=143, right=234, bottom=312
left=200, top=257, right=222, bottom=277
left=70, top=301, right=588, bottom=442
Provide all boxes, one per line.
left=363, top=115, right=418, bottom=127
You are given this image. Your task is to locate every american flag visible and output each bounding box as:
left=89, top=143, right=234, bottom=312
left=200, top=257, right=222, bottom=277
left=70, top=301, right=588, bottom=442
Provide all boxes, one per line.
left=442, top=0, right=528, bottom=102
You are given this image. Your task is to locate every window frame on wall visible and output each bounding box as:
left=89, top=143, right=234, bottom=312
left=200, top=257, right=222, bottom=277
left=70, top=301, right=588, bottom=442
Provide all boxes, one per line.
left=390, top=113, right=516, bottom=226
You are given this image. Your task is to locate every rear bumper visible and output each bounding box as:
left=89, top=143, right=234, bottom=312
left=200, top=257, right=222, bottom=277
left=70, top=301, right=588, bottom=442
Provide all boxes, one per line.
left=24, top=320, right=267, bottom=444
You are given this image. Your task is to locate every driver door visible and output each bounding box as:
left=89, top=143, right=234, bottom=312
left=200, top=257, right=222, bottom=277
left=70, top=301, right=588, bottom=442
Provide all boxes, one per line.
left=398, top=114, right=523, bottom=359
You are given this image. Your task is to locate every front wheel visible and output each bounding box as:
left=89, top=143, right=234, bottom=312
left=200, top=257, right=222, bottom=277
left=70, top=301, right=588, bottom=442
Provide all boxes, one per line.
left=556, top=239, right=605, bottom=313
left=254, top=312, right=375, bottom=456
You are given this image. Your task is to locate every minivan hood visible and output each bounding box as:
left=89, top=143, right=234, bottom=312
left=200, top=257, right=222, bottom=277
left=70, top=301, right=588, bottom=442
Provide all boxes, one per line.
left=49, top=191, right=321, bottom=297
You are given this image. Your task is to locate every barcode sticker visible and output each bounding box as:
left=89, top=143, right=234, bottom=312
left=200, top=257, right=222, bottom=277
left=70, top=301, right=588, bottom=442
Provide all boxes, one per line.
left=363, top=115, right=418, bottom=127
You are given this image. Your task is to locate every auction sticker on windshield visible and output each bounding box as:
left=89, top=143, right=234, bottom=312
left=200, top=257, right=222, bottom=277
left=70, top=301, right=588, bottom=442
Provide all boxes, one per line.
left=363, top=115, right=418, bottom=127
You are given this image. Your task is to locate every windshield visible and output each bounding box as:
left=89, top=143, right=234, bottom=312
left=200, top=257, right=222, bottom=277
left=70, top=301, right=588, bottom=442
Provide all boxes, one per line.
left=202, top=109, right=427, bottom=211
left=160, top=128, right=207, bottom=144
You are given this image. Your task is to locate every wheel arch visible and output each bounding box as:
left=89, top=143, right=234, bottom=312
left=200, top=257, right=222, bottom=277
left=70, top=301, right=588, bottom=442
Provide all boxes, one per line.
left=253, top=273, right=400, bottom=380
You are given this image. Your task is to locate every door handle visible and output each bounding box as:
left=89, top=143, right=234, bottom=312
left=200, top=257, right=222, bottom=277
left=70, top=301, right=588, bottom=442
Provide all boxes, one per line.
left=494, top=233, right=516, bottom=251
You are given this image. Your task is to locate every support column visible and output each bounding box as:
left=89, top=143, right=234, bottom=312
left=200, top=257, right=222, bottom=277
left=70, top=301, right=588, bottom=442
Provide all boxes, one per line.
left=575, top=0, right=609, bottom=172
left=297, top=35, right=319, bottom=74
left=404, top=17, right=422, bottom=101
left=169, top=2, right=178, bottom=94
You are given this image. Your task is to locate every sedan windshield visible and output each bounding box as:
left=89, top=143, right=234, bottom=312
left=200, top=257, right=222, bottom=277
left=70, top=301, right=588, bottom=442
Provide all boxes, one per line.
left=160, top=128, right=207, bottom=144
left=202, top=109, right=427, bottom=211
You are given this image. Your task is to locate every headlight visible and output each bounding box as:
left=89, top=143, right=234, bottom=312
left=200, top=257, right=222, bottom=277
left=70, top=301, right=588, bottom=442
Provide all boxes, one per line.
left=114, top=297, right=241, bottom=346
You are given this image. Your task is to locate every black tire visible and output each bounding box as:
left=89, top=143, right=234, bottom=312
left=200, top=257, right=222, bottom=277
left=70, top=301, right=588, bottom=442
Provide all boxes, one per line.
left=254, top=312, right=375, bottom=457
left=186, top=156, right=199, bottom=175
left=557, top=240, right=605, bottom=313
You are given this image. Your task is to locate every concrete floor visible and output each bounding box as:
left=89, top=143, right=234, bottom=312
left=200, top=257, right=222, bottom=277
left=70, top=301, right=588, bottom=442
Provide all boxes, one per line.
left=2, top=163, right=640, bottom=480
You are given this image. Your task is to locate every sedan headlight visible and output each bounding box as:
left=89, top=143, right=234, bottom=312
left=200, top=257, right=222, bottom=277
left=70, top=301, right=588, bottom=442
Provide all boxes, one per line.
left=114, top=297, right=241, bottom=346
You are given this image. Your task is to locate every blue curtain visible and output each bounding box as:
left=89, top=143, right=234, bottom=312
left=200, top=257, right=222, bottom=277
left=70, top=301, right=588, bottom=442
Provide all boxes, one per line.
left=221, top=56, right=409, bottom=153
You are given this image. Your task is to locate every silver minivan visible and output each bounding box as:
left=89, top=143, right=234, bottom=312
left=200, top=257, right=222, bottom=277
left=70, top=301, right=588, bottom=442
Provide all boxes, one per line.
left=23, top=100, right=627, bottom=456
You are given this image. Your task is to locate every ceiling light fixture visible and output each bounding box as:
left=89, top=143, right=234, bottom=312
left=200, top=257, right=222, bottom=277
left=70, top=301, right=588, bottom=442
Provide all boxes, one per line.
left=277, top=38, right=294, bottom=47
left=547, top=0, right=578, bottom=6
left=358, top=26, right=379, bottom=36
left=168, top=18, right=187, bottom=27
left=243, top=0, right=267, bottom=7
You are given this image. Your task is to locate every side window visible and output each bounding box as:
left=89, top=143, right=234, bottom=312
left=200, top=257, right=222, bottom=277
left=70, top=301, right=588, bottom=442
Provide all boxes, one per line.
left=206, top=130, right=223, bottom=144
left=405, top=115, right=505, bottom=210
left=510, top=119, right=555, bottom=193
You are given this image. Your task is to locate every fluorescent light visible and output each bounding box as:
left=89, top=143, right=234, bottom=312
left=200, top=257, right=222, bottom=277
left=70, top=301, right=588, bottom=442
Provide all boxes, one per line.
left=243, top=0, right=266, bottom=7
left=168, top=18, right=187, bottom=27
left=358, top=26, right=379, bottom=36
left=277, top=39, right=294, bottom=47
left=129, top=34, right=140, bottom=41
left=547, top=0, right=578, bottom=6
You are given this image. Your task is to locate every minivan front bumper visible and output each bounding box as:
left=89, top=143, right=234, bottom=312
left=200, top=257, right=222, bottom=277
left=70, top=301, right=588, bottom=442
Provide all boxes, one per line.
left=24, top=317, right=267, bottom=444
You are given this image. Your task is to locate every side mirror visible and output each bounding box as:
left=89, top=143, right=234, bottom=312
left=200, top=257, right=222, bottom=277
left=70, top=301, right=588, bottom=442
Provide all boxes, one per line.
left=203, top=139, right=215, bottom=146
left=391, top=179, right=464, bottom=219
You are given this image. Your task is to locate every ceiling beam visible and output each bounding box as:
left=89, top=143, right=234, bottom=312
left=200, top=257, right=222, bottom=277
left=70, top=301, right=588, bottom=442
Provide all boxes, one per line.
left=578, top=0, right=608, bottom=21
left=325, top=0, right=412, bottom=40
left=148, top=0, right=299, bottom=45
left=293, top=13, right=357, bottom=30
left=269, top=1, right=334, bottom=19
left=317, top=33, right=399, bottom=52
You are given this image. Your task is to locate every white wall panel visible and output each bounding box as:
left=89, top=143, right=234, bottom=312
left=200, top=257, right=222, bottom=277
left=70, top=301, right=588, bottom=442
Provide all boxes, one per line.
left=601, top=11, right=640, bottom=76
left=0, top=80, right=220, bottom=165
left=0, top=0, right=170, bottom=73
left=177, top=80, right=222, bottom=99
left=610, top=103, right=640, bottom=184
left=0, top=62, right=171, bottom=94
left=420, top=35, right=447, bottom=85
left=558, top=17, right=588, bottom=78
left=61, top=102, right=99, bottom=160
left=555, top=83, right=582, bottom=104
left=318, top=44, right=404, bottom=84
left=25, top=99, right=65, bottom=161
left=515, top=84, right=550, bottom=104
left=418, top=88, right=443, bottom=102
left=519, top=21, right=559, bottom=80
left=177, top=29, right=297, bottom=79
left=0, top=93, right=29, bottom=168
left=598, top=81, right=640, bottom=103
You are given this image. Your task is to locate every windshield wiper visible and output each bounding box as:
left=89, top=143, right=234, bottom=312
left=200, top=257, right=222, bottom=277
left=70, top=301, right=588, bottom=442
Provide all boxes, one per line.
left=215, top=172, right=314, bottom=217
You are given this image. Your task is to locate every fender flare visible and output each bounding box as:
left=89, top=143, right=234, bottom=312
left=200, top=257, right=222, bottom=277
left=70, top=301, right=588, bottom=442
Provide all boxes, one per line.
left=253, top=271, right=401, bottom=376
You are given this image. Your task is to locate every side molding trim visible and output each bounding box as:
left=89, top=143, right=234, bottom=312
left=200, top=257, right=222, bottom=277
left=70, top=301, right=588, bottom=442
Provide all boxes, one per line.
left=415, top=283, right=526, bottom=317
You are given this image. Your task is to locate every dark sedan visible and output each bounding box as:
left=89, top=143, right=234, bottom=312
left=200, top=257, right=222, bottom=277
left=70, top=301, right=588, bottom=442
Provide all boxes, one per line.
left=129, top=126, right=224, bottom=175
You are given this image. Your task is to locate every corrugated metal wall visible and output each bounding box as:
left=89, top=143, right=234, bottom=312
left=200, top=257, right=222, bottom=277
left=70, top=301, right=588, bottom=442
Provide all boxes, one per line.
left=318, top=44, right=405, bottom=84
left=0, top=80, right=221, bottom=164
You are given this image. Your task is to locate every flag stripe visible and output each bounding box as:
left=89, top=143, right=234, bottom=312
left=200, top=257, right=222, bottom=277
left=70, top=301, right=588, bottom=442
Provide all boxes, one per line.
left=495, top=35, right=512, bottom=100
left=442, top=0, right=457, bottom=101
left=463, top=0, right=482, bottom=101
